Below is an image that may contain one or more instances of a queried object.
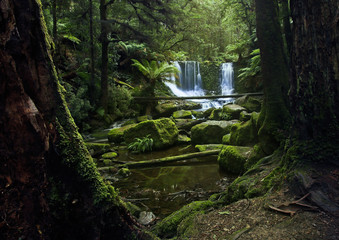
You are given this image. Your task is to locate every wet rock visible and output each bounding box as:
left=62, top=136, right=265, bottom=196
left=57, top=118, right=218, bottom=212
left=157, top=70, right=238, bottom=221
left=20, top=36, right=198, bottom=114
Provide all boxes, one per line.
left=222, top=104, right=246, bottom=120
left=107, top=124, right=137, bottom=144
left=101, top=151, right=118, bottom=159
left=218, top=145, right=253, bottom=174
left=195, top=144, right=223, bottom=152
left=172, top=110, right=193, bottom=119
left=85, top=143, right=113, bottom=157
left=138, top=211, right=156, bottom=225
left=117, top=168, right=131, bottom=178
left=124, top=118, right=179, bottom=150
left=191, top=120, right=238, bottom=144
left=235, top=95, right=262, bottom=112
left=229, top=112, right=259, bottom=146
left=239, top=111, right=252, bottom=121
left=174, top=119, right=204, bottom=131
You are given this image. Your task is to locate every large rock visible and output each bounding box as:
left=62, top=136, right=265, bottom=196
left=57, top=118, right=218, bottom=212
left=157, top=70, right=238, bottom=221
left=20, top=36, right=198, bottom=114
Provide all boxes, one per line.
left=229, top=112, right=259, bottom=146
left=218, top=145, right=253, bottom=174
left=172, top=110, right=193, bottom=119
left=191, top=120, right=238, bottom=144
left=174, top=119, right=205, bottom=131
left=222, top=104, right=246, bottom=120
left=234, top=95, right=262, bottom=113
left=155, top=102, right=178, bottom=117
left=124, top=118, right=179, bottom=150
left=107, top=124, right=137, bottom=144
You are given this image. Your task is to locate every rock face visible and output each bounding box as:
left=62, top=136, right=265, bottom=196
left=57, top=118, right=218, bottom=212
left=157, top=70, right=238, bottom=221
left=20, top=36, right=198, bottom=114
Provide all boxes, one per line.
left=191, top=120, right=238, bottom=144
left=124, top=118, right=179, bottom=150
left=172, top=110, right=193, bottom=119
left=218, top=145, right=253, bottom=174
left=174, top=119, right=204, bottom=131
left=229, top=112, right=259, bottom=146
left=107, top=124, right=137, bottom=144
left=222, top=104, right=246, bottom=120
left=235, top=95, right=262, bottom=112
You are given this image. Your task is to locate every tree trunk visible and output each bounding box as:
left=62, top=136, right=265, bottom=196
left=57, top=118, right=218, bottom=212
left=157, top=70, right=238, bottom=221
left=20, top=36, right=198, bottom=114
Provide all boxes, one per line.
left=100, top=0, right=109, bottom=113
left=89, top=0, right=95, bottom=105
left=255, top=0, right=291, bottom=154
left=281, top=0, right=292, bottom=57
left=288, top=0, right=339, bottom=158
left=0, top=1, right=151, bottom=239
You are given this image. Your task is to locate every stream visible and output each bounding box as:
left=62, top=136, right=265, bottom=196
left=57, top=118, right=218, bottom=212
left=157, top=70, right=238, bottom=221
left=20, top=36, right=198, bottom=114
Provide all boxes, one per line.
left=100, top=145, right=236, bottom=219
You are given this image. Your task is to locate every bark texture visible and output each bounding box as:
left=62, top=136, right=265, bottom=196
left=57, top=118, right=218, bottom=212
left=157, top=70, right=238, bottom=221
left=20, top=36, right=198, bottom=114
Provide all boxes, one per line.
left=290, top=0, right=339, bottom=142
left=0, top=1, right=149, bottom=239
left=255, top=0, right=290, bottom=154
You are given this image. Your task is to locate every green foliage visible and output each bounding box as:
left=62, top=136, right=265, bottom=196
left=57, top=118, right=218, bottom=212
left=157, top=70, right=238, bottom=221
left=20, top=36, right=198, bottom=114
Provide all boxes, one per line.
left=63, top=82, right=92, bottom=132
left=238, top=49, right=262, bottom=90
left=131, top=59, right=179, bottom=83
left=127, top=135, right=154, bottom=153
left=107, top=85, right=135, bottom=118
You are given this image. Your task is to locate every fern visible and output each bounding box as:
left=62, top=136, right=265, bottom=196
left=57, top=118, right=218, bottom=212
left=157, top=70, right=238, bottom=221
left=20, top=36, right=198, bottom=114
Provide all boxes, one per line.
left=128, top=135, right=154, bottom=153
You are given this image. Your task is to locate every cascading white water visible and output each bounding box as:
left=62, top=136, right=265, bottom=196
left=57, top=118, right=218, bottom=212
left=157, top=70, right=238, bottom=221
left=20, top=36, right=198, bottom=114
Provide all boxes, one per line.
left=166, top=61, right=235, bottom=110
left=220, top=63, right=234, bottom=95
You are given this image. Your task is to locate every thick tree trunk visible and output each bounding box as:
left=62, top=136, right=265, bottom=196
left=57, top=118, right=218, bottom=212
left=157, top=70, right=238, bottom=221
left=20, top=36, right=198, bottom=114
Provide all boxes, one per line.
left=100, top=0, right=109, bottom=113
left=281, top=0, right=292, bottom=57
left=0, top=1, right=150, bottom=239
left=288, top=0, right=339, bottom=159
left=255, top=0, right=291, bottom=154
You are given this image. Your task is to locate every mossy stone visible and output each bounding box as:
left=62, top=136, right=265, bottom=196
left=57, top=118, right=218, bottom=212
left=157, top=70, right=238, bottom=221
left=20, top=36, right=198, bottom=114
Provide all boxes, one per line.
left=239, top=111, right=252, bottom=121
left=101, top=152, right=118, bottom=159
left=195, top=144, right=223, bottom=152
left=222, top=104, right=246, bottom=120
left=178, top=134, right=191, bottom=144
left=174, top=119, right=204, bottom=131
left=191, top=120, right=238, bottom=144
left=218, top=145, right=253, bottom=174
left=172, top=110, right=192, bottom=119
left=208, top=108, right=223, bottom=120
left=222, top=134, right=231, bottom=145
left=235, top=95, right=262, bottom=112
left=124, top=118, right=179, bottom=150
left=85, top=143, right=113, bottom=157
left=117, top=168, right=131, bottom=177
left=103, top=159, right=112, bottom=166
left=107, top=124, right=137, bottom=144
left=137, top=115, right=152, bottom=122
left=229, top=112, right=259, bottom=146
left=152, top=200, right=215, bottom=238
left=155, top=102, right=178, bottom=117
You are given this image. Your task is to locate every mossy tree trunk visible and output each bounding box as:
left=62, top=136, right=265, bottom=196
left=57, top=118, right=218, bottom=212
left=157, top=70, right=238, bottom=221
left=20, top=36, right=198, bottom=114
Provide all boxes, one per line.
left=0, top=1, right=149, bottom=239
left=255, top=0, right=291, bottom=154
left=287, top=0, right=339, bottom=161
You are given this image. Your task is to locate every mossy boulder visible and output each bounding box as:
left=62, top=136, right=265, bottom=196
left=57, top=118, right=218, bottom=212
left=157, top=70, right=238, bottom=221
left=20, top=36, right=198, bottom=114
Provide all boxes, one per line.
left=178, top=134, right=191, bottom=144
left=172, top=110, right=192, bottom=119
left=222, top=134, right=231, bottom=145
left=124, top=118, right=179, bottom=150
left=137, top=115, right=152, bottom=122
left=85, top=143, right=113, bottom=157
left=222, top=104, right=246, bottom=120
left=155, top=102, right=178, bottom=117
left=107, top=124, right=137, bottom=144
left=229, top=112, right=259, bottom=146
left=239, top=111, right=252, bottom=121
left=174, top=119, right=204, bottom=131
left=235, top=95, right=262, bottom=112
left=191, top=120, right=238, bottom=144
left=195, top=144, right=223, bottom=152
left=153, top=200, right=215, bottom=238
left=101, top=152, right=118, bottom=159
left=208, top=108, right=223, bottom=120
left=218, top=145, right=253, bottom=174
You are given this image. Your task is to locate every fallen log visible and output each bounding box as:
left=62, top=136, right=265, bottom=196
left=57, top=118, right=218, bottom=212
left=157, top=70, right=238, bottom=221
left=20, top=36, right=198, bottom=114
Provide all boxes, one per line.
left=118, top=150, right=220, bottom=169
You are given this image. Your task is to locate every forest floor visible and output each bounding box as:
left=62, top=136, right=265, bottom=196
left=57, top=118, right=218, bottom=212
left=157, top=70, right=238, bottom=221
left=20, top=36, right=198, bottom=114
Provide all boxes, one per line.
left=166, top=164, right=339, bottom=240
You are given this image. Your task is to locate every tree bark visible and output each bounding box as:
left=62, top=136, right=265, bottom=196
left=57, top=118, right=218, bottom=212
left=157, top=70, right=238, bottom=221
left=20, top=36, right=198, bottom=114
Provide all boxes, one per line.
left=0, top=1, right=151, bottom=239
left=100, top=0, right=109, bottom=113
left=289, top=0, right=339, bottom=145
left=255, top=0, right=291, bottom=154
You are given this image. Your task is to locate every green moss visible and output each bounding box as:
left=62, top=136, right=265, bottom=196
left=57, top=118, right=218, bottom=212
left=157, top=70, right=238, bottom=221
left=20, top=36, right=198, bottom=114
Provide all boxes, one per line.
left=222, top=104, right=246, bottom=120
left=107, top=124, right=137, bottom=143
left=195, top=144, right=223, bottom=152
left=85, top=143, right=112, bottom=157
left=239, top=111, right=252, bottom=121
left=101, top=152, right=118, bottom=159
left=103, top=159, right=112, bottom=166
left=172, top=110, right=192, bottom=119
left=222, top=134, right=231, bottom=145
left=218, top=146, right=253, bottom=174
left=153, top=200, right=215, bottom=238
left=117, top=168, right=131, bottom=177
left=177, top=211, right=202, bottom=238
left=229, top=112, right=259, bottom=146
left=208, top=108, right=223, bottom=120
left=137, top=115, right=151, bottom=122
left=124, top=118, right=178, bottom=150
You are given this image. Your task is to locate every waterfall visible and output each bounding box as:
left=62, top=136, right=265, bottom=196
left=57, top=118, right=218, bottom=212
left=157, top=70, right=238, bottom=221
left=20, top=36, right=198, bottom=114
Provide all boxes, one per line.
left=166, top=61, right=204, bottom=97
left=165, top=61, right=235, bottom=110
left=220, top=63, right=234, bottom=95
